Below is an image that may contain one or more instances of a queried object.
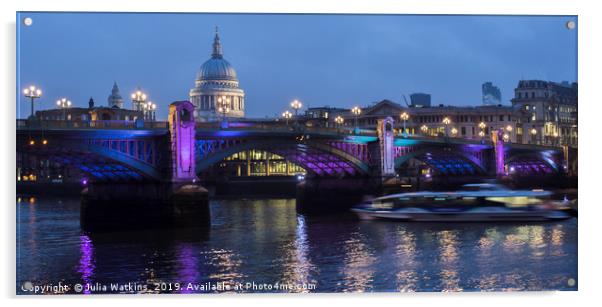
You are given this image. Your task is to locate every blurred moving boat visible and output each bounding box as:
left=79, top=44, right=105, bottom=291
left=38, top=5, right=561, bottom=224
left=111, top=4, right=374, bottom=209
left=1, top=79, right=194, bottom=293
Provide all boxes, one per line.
left=351, top=183, right=571, bottom=222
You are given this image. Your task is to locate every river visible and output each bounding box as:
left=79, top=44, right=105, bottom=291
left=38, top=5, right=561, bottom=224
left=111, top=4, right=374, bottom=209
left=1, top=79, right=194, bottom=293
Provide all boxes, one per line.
left=16, top=196, right=577, bottom=293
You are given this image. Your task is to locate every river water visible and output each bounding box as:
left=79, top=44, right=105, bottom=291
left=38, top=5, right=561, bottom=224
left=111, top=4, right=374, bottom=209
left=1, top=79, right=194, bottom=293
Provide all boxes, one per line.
left=16, top=196, right=577, bottom=294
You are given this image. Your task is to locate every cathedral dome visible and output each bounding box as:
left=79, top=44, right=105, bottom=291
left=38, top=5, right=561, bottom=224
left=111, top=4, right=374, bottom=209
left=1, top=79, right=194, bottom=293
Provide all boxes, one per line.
left=198, top=58, right=238, bottom=81
left=190, top=27, right=245, bottom=121
left=197, top=29, right=238, bottom=82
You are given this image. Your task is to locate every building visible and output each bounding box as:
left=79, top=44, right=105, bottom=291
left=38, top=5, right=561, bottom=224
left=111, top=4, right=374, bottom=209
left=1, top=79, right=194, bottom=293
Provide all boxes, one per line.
left=107, top=81, right=124, bottom=108
left=303, top=99, right=529, bottom=144
left=189, top=28, right=245, bottom=121
left=482, top=82, right=501, bottom=105
left=511, top=80, right=577, bottom=147
left=409, top=93, right=431, bottom=108
left=35, top=84, right=143, bottom=122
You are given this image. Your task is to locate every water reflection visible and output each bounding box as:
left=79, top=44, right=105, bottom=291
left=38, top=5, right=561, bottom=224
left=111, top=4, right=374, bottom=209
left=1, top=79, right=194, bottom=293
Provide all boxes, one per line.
left=394, top=227, right=418, bottom=292
left=17, top=196, right=578, bottom=293
left=341, top=233, right=376, bottom=292
left=437, top=230, right=462, bottom=292
left=77, top=234, right=95, bottom=294
left=279, top=215, right=315, bottom=292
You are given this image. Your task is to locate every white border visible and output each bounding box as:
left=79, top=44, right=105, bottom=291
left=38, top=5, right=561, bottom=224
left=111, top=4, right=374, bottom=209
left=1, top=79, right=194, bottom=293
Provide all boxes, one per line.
left=1, top=0, right=600, bottom=306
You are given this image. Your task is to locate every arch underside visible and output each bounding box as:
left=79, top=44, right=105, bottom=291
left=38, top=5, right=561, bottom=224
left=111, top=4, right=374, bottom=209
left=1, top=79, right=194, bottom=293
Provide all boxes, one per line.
left=396, top=150, right=486, bottom=176
left=18, top=144, right=162, bottom=182
left=506, top=154, right=557, bottom=175
left=196, top=140, right=370, bottom=177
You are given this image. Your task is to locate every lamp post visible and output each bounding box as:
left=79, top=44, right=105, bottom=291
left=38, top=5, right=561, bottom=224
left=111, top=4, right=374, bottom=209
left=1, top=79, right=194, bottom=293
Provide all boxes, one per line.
left=217, top=95, right=231, bottom=128
left=291, top=99, right=302, bottom=125
left=145, top=101, right=157, bottom=121
left=442, top=117, right=451, bottom=137
left=56, top=98, right=72, bottom=120
left=530, top=128, right=538, bottom=144
left=451, top=127, right=458, bottom=137
left=479, top=121, right=487, bottom=141
left=505, top=125, right=513, bottom=143
left=131, top=89, right=147, bottom=111
left=291, top=99, right=302, bottom=116
left=400, top=111, right=409, bottom=137
left=351, top=106, right=361, bottom=132
left=23, top=86, right=42, bottom=119
left=282, top=110, right=292, bottom=126
left=334, top=115, right=344, bottom=128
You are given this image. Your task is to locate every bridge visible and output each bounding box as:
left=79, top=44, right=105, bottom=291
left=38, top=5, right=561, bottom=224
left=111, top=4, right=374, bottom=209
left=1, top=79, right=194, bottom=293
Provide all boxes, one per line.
left=17, top=101, right=573, bottom=185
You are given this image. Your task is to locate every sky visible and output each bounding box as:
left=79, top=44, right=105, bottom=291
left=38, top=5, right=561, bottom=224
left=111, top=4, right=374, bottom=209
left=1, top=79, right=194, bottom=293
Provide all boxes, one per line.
left=17, top=12, right=577, bottom=119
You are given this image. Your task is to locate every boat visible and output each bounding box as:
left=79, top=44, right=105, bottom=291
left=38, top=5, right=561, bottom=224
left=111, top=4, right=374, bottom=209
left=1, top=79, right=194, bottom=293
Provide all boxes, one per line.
left=351, top=183, right=571, bottom=222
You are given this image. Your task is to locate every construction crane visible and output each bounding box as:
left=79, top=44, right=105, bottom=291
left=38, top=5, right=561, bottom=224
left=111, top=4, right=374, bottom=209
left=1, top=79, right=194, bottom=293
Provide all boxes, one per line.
left=401, top=94, right=411, bottom=107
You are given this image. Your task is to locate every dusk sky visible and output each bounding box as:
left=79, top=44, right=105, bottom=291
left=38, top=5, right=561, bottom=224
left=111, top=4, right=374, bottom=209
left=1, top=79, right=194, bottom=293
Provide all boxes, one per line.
left=17, top=12, right=577, bottom=119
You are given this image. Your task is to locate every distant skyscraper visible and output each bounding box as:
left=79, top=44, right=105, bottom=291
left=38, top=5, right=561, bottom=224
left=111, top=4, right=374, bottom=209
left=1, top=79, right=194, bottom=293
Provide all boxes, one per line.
left=482, top=82, right=502, bottom=105
left=409, top=93, right=431, bottom=108
left=107, top=81, right=124, bottom=108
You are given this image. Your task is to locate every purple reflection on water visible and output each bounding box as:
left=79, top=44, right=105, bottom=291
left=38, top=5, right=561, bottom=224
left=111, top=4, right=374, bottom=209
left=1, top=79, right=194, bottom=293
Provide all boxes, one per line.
left=176, top=244, right=198, bottom=294
left=77, top=234, right=95, bottom=294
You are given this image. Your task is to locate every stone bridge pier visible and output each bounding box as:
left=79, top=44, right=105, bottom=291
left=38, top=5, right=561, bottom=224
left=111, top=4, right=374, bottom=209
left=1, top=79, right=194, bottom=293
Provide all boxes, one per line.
left=298, top=117, right=399, bottom=213
left=81, top=101, right=210, bottom=231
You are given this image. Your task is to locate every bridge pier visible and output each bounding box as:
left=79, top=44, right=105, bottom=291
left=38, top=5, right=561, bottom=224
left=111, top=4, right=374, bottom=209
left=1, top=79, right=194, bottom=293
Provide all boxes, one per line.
left=80, top=101, right=210, bottom=232
left=296, top=177, right=377, bottom=214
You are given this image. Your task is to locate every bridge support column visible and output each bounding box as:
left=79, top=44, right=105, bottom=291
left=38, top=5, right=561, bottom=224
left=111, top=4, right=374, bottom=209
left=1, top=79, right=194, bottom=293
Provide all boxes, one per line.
left=80, top=101, right=210, bottom=232
left=370, top=117, right=396, bottom=180
left=492, top=129, right=505, bottom=176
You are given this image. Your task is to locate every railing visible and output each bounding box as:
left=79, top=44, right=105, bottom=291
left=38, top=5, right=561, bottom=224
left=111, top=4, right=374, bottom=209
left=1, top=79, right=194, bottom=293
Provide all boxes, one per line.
left=16, top=119, right=168, bottom=130
left=195, top=121, right=378, bottom=137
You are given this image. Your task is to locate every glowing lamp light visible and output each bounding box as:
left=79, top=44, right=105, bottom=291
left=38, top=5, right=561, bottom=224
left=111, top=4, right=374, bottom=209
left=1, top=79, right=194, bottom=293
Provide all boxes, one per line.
left=81, top=179, right=88, bottom=185
left=29, top=140, right=35, bottom=145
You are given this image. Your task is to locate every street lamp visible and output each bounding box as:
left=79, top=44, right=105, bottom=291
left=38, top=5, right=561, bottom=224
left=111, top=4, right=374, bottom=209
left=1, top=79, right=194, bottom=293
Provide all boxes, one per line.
left=144, top=101, right=157, bottom=121
left=217, top=95, right=231, bottom=120
left=282, top=110, right=292, bottom=126
left=420, top=125, right=428, bottom=135
left=503, top=133, right=510, bottom=142
left=131, top=89, right=147, bottom=111
left=505, top=125, right=513, bottom=132
left=290, top=99, right=302, bottom=116
left=56, top=98, right=72, bottom=120
left=23, top=85, right=42, bottom=118
left=479, top=121, right=487, bottom=141
left=451, top=127, right=458, bottom=137
left=351, top=106, right=361, bottom=130
left=442, top=117, right=451, bottom=137
left=334, top=115, right=344, bottom=128
left=530, top=128, right=537, bottom=144
left=400, top=111, right=410, bottom=137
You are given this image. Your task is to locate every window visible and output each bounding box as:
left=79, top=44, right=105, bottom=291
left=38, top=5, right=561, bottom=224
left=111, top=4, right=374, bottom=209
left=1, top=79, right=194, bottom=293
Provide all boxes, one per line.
left=499, top=115, right=504, bottom=121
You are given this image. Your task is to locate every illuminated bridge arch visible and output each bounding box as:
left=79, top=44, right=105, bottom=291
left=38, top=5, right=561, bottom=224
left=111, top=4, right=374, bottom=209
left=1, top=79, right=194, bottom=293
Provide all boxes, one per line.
left=195, top=139, right=371, bottom=177
left=17, top=134, right=165, bottom=181
left=505, top=152, right=560, bottom=175
left=394, top=148, right=488, bottom=176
